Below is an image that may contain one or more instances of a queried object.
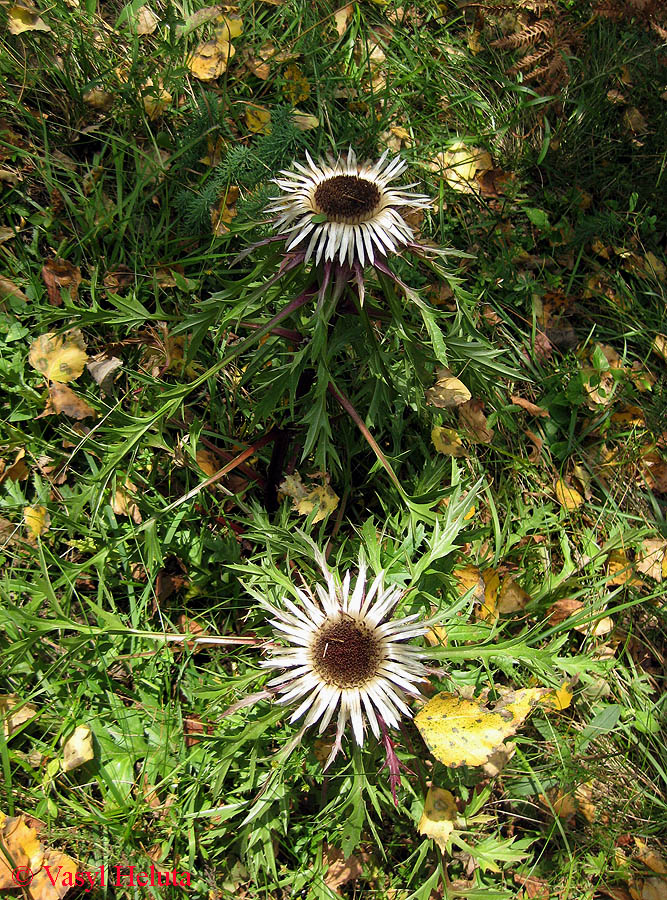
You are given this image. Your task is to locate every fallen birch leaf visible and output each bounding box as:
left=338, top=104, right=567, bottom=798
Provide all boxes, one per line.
left=0, top=448, right=29, bottom=484
left=547, top=597, right=583, bottom=624
left=322, top=844, right=364, bottom=893
left=432, top=426, right=466, bottom=457
left=87, top=355, right=122, bottom=394
left=418, top=786, right=459, bottom=852
left=482, top=742, right=516, bottom=776
left=43, top=383, right=96, bottom=420
left=142, top=78, right=172, bottom=119
left=8, top=2, right=52, bottom=34
left=29, top=329, right=88, bottom=383
left=426, top=367, right=471, bottom=408
left=62, top=724, right=94, bottom=771
left=334, top=2, right=354, bottom=36
left=554, top=478, right=584, bottom=511
left=453, top=565, right=485, bottom=604
left=0, top=273, right=29, bottom=303
left=24, top=505, right=50, bottom=539
left=0, top=812, right=78, bottom=898
left=246, top=104, right=271, bottom=134
left=134, top=4, right=158, bottom=34
left=292, top=109, right=319, bottom=131
left=189, top=37, right=235, bottom=80
left=541, top=682, right=574, bottom=711
left=636, top=539, right=667, bottom=582
left=0, top=695, right=37, bottom=737
left=633, top=839, right=667, bottom=876
left=497, top=576, right=531, bottom=613
left=477, top=568, right=500, bottom=622
left=214, top=10, right=243, bottom=40
left=652, top=335, right=667, bottom=364
left=430, top=141, right=492, bottom=193
left=415, top=689, right=546, bottom=768
left=83, top=87, right=114, bottom=111
left=607, top=549, right=641, bottom=586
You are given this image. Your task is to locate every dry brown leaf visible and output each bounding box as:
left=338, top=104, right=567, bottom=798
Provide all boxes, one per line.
left=0, top=448, right=29, bottom=485
left=62, top=724, right=94, bottom=771
left=511, top=395, right=549, bottom=417
left=634, top=877, right=667, bottom=900
left=418, top=786, right=459, bottom=852
left=642, top=453, right=667, bottom=494
left=189, top=37, right=235, bottom=80
left=546, top=597, right=583, bottom=625
left=176, top=4, right=225, bottom=37
left=8, top=2, right=52, bottom=34
left=0, top=695, right=37, bottom=737
left=514, top=874, right=550, bottom=899
left=453, top=565, right=485, bottom=604
left=23, top=505, right=50, bottom=540
left=633, top=839, right=667, bottom=875
left=322, top=844, right=364, bottom=894
left=0, top=273, right=29, bottom=303
left=426, top=367, right=471, bottom=408
left=291, top=110, right=319, bottom=131
left=41, top=258, right=81, bottom=307
left=43, top=383, right=96, bottom=420
left=482, top=742, right=516, bottom=776
left=112, top=480, right=142, bottom=524
left=458, top=399, right=493, bottom=444
left=624, top=107, right=648, bottom=134
left=554, top=477, right=584, bottom=511
left=497, top=576, right=531, bottom=613
left=86, top=355, right=122, bottom=394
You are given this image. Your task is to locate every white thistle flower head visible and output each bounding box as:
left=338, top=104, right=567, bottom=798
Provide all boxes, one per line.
left=261, top=550, right=429, bottom=769
left=268, top=147, right=431, bottom=273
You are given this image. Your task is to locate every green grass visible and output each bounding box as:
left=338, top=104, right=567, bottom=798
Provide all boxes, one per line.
left=1, top=0, right=666, bottom=897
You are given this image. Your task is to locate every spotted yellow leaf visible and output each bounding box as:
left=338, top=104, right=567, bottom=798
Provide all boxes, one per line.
left=295, top=485, right=339, bottom=523
left=477, top=569, right=499, bottom=622
left=541, top=682, right=574, bottom=711
left=418, top=787, right=459, bottom=852
left=29, top=329, right=88, bottom=383
left=246, top=104, right=271, bottom=134
left=188, top=37, right=235, bottom=81
left=214, top=11, right=242, bottom=40
left=432, top=426, right=466, bottom=457
left=415, top=689, right=546, bottom=768
left=23, top=505, right=49, bottom=539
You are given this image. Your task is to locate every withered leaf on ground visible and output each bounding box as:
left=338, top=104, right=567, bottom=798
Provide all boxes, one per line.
left=42, top=383, right=96, bottom=420
left=29, top=329, right=88, bottom=383
left=41, top=258, right=81, bottom=306
left=87, top=355, right=122, bottom=394
left=426, top=367, right=471, bottom=408
left=458, top=399, right=493, bottom=443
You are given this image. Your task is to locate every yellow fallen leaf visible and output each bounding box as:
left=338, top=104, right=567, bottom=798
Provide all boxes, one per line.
left=573, top=612, right=613, bottom=637
left=634, top=839, right=667, bottom=875
left=295, top=485, right=339, bottom=523
left=554, top=477, right=584, bottom=511
left=29, top=329, right=88, bottom=383
left=607, top=548, right=641, bottom=586
left=652, top=334, right=667, bottom=365
left=292, top=110, right=320, bottom=131
left=426, top=368, right=471, bottom=408
left=142, top=78, right=172, bottom=119
left=0, top=695, right=37, bottom=737
left=188, top=37, right=235, bottom=80
left=418, top=787, right=459, bottom=852
left=214, top=10, right=242, bottom=40
left=334, top=2, right=354, bottom=36
left=541, top=682, right=574, bottom=711
left=477, top=569, right=499, bottom=622
left=0, top=812, right=78, bottom=898
left=0, top=448, right=29, bottom=485
left=415, top=688, right=546, bottom=768
left=430, top=141, right=492, bottom=194
left=282, top=63, right=310, bottom=104
left=83, top=87, right=113, bottom=111
left=431, top=426, right=466, bottom=457
left=24, top=506, right=50, bottom=539
left=246, top=104, right=272, bottom=134
left=8, top=2, right=52, bottom=34
left=62, top=724, right=94, bottom=771
left=453, top=565, right=484, bottom=604
left=497, top=576, right=531, bottom=613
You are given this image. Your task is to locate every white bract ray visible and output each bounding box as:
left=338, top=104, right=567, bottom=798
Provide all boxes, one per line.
left=268, top=147, right=431, bottom=270
left=260, top=551, right=429, bottom=769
